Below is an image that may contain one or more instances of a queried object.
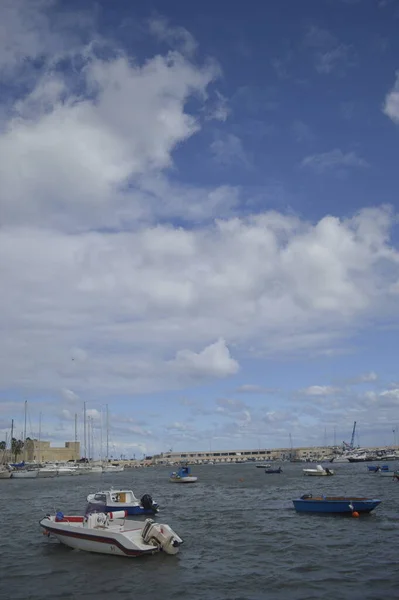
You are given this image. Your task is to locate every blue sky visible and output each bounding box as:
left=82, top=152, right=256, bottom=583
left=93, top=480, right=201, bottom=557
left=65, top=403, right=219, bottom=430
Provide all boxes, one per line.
left=1, top=0, right=399, bottom=458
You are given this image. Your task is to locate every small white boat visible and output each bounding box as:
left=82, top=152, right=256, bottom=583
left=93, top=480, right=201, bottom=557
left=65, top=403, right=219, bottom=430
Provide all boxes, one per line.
left=170, top=465, right=198, bottom=483
left=87, top=489, right=158, bottom=516
left=57, top=466, right=79, bottom=476
left=303, top=465, right=334, bottom=477
left=40, top=511, right=183, bottom=557
left=38, top=466, right=58, bottom=478
left=12, top=469, right=38, bottom=479
left=379, top=470, right=399, bottom=477
left=103, top=464, right=124, bottom=473
left=0, top=468, right=12, bottom=479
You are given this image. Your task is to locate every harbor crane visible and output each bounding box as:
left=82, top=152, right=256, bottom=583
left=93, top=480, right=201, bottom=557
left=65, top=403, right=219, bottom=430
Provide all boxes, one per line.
left=343, top=421, right=357, bottom=450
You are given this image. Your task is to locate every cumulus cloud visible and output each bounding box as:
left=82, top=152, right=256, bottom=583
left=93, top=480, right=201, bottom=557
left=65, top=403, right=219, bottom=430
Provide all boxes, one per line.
left=383, top=71, right=399, bottom=124
left=1, top=1, right=399, bottom=455
left=171, top=339, right=240, bottom=379
left=302, top=385, right=339, bottom=396
left=304, top=25, right=356, bottom=75
left=301, top=149, right=369, bottom=173
left=148, top=15, right=198, bottom=56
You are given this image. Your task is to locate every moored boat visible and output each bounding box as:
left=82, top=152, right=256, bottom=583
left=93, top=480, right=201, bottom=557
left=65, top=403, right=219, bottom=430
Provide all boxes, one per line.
left=12, top=469, right=38, bottom=478
left=303, top=465, right=334, bottom=476
left=39, top=509, right=183, bottom=557
left=86, top=489, right=158, bottom=515
left=169, top=465, right=197, bottom=483
left=0, top=467, right=12, bottom=479
left=379, top=469, right=399, bottom=477
left=293, top=494, right=381, bottom=514
left=102, top=464, right=124, bottom=473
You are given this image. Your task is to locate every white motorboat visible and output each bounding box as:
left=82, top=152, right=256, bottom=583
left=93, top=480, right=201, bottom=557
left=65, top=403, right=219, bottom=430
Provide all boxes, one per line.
left=12, top=469, right=38, bottom=478
left=303, top=465, right=334, bottom=477
left=0, top=468, right=12, bottom=479
left=86, top=489, right=158, bottom=516
left=57, top=466, right=79, bottom=476
left=40, top=510, right=183, bottom=557
left=102, top=464, right=124, bottom=473
left=379, top=469, right=399, bottom=477
left=38, top=466, right=58, bottom=478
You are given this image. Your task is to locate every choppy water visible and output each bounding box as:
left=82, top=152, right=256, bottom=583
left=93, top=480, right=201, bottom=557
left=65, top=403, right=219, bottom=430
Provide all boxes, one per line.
left=1, top=462, right=398, bottom=600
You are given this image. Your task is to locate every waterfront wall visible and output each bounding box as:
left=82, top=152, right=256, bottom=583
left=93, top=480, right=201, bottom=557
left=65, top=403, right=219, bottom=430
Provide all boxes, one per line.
left=25, top=440, right=80, bottom=462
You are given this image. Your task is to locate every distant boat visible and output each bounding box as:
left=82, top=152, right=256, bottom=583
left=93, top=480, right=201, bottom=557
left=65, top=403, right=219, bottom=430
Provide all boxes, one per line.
left=303, top=465, right=334, bottom=476
left=265, top=467, right=283, bottom=474
left=170, top=465, right=197, bottom=483
left=367, top=465, right=389, bottom=473
left=293, top=495, right=381, bottom=514
left=12, top=469, right=38, bottom=479
left=256, top=464, right=272, bottom=469
left=379, top=469, right=399, bottom=477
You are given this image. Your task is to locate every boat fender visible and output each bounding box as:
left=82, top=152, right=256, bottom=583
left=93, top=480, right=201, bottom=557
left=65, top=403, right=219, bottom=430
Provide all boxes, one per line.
left=108, top=510, right=126, bottom=520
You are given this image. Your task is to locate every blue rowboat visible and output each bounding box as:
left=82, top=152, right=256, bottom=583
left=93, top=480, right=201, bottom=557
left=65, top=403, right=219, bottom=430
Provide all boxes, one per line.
left=367, top=465, right=389, bottom=472
left=293, top=495, right=381, bottom=514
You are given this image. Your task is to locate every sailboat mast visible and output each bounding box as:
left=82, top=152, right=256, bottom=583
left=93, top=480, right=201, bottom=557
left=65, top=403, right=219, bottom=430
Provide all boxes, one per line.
left=87, top=417, right=91, bottom=461
left=10, top=419, right=14, bottom=461
left=83, top=401, right=87, bottom=461
left=100, top=407, right=103, bottom=463
left=74, top=413, right=77, bottom=443
left=38, top=412, right=42, bottom=463
left=23, top=400, right=27, bottom=461
left=106, top=404, right=109, bottom=463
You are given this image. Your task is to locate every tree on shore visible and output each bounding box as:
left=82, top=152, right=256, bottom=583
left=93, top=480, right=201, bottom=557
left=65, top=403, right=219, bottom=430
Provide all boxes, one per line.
left=11, top=438, right=24, bottom=461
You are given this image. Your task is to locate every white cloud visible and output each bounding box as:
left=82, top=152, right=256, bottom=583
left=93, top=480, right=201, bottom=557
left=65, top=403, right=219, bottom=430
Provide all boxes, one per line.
left=61, top=389, right=79, bottom=403
left=383, top=71, right=399, bottom=124
left=379, top=388, right=399, bottom=400
left=216, top=398, right=247, bottom=413
left=1, top=1, right=399, bottom=457
left=148, top=15, right=198, bottom=56
left=236, top=384, right=276, bottom=394
left=210, top=133, right=250, bottom=168
left=301, top=149, right=369, bottom=172
left=302, top=385, right=339, bottom=396
left=304, top=26, right=356, bottom=75
left=171, top=339, right=240, bottom=379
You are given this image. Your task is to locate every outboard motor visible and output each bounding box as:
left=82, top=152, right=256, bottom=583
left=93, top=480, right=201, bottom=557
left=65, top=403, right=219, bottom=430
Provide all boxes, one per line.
left=141, top=518, right=183, bottom=555
left=141, top=493, right=156, bottom=512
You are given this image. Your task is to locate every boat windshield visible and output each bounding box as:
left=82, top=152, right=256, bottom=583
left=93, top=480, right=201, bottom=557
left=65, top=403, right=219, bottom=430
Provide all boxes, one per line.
left=85, top=501, right=106, bottom=515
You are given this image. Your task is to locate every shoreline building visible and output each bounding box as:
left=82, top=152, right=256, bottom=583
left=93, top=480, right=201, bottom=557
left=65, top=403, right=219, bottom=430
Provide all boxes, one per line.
left=25, top=439, right=80, bottom=463
left=158, top=446, right=334, bottom=464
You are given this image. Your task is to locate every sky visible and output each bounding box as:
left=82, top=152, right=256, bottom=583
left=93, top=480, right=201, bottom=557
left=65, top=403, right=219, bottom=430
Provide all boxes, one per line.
left=1, top=0, right=399, bottom=459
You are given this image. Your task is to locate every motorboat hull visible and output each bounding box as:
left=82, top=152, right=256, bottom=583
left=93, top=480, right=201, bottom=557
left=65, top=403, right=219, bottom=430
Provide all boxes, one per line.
left=379, top=471, right=398, bottom=477
left=293, top=497, right=381, bottom=514
left=303, top=470, right=334, bottom=476
left=12, top=470, right=38, bottom=478
left=40, top=514, right=183, bottom=558
left=169, top=476, right=198, bottom=483
left=265, top=468, right=282, bottom=474
left=0, top=470, right=12, bottom=479
left=38, top=470, right=58, bottom=478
